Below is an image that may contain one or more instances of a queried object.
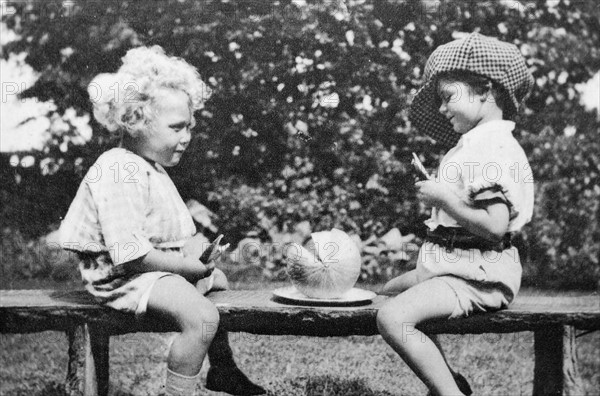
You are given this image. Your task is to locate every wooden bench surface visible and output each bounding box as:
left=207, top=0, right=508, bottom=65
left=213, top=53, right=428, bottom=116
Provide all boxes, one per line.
left=1, top=289, right=599, bottom=336
left=1, top=288, right=598, bottom=396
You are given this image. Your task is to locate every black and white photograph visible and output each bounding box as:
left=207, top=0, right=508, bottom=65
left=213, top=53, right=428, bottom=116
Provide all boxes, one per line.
left=1, top=1, right=599, bottom=395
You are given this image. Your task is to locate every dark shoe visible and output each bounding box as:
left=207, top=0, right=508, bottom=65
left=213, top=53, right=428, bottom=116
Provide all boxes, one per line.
left=426, top=372, right=472, bottom=396
left=453, top=372, right=472, bottom=395
left=205, top=366, right=266, bottom=395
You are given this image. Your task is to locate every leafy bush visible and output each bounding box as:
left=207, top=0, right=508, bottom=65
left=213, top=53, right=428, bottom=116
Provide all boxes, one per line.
left=207, top=175, right=419, bottom=282
left=1, top=0, right=599, bottom=288
left=0, top=228, right=80, bottom=285
left=521, top=126, right=600, bottom=289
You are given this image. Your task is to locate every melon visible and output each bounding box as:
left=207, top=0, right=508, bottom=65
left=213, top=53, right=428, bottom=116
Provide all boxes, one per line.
left=284, top=228, right=362, bottom=298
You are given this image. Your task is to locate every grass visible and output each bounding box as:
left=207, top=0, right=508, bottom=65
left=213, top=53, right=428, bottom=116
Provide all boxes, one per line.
left=1, top=278, right=599, bottom=395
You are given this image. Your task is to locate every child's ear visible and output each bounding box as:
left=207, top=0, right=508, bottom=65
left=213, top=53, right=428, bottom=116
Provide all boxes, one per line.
left=131, top=107, right=145, bottom=124
left=482, top=81, right=493, bottom=102
left=124, top=107, right=145, bottom=130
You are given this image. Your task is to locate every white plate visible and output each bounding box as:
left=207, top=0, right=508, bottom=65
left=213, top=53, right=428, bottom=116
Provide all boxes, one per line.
left=272, top=286, right=377, bottom=306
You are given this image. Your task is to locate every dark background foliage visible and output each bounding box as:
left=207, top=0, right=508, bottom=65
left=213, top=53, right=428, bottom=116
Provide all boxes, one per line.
left=1, top=0, right=599, bottom=289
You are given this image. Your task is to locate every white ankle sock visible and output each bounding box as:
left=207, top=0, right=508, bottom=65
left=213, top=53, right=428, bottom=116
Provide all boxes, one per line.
left=164, top=368, right=200, bottom=396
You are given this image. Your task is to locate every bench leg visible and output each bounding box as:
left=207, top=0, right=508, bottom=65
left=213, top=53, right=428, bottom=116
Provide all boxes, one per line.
left=66, top=324, right=110, bottom=396
left=533, top=325, right=583, bottom=396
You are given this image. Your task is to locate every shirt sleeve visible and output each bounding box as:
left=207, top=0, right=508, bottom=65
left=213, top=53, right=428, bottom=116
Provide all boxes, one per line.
left=470, top=185, right=519, bottom=220
left=461, top=152, right=520, bottom=222
left=89, top=155, right=154, bottom=265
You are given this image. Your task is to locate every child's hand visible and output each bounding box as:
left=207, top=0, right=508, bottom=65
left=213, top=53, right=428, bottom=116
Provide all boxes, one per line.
left=183, top=234, right=230, bottom=263
left=415, top=179, right=450, bottom=208
left=198, top=234, right=222, bottom=263
left=210, top=243, right=230, bottom=262
left=180, top=256, right=215, bottom=282
left=183, top=233, right=210, bottom=260
left=202, top=260, right=216, bottom=278
left=198, top=234, right=230, bottom=264
left=182, top=234, right=229, bottom=282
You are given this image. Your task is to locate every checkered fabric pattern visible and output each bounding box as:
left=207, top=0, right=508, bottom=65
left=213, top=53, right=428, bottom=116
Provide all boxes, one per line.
left=59, top=148, right=198, bottom=313
left=409, top=32, right=534, bottom=148
left=60, top=148, right=196, bottom=265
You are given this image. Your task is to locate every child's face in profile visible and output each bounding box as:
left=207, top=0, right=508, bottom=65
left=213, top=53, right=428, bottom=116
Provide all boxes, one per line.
left=136, top=89, right=194, bottom=167
left=437, top=78, right=486, bottom=134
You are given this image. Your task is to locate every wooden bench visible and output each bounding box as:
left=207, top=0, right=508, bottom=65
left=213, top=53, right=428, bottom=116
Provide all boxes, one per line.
left=1, top=289, right=598, bottom=396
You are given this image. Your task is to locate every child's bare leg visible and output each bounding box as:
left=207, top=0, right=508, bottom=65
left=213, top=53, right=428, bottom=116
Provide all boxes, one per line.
left=195, top=268, right=265, bottom=395
left=380, top=269, right=419, bottom=295
left=377, top=279, right=465, bottom=396
left=146, top=275, right=219, bottom=376
left=380, top=271, right=471, bottom=394
left=430, top=334, right=472, bottom=395
left=430, top=335, right=455, bottom=376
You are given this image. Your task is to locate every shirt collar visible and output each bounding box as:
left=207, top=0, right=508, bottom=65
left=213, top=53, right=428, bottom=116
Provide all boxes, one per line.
left=120, top=147, right=165, bottom=173
left=459, top=120, right=515, bottom=146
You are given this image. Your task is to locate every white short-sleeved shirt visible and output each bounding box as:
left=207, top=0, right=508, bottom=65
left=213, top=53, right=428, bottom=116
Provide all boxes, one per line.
left=416, top=120, right=534, bottom=314
left=425, top=120, right=534, bottom=233
left=59, top=148, right=196, bottom=312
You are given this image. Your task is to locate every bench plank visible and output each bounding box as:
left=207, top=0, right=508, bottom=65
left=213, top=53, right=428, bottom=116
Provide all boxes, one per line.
left=1, top=289, right=598, bottom=396
left=1, top=289, right=599, bottom=336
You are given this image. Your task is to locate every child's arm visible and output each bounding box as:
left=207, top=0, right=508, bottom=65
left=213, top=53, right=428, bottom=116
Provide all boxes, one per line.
left=437, top=194, right=509, bottom=241
left=121, top=249, right=214, bottom=283
left=416, top=180, right=510, bottom=242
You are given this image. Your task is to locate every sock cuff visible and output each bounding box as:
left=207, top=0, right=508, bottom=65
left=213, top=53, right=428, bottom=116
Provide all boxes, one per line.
left=167, top=368, right=201, bottom=380
left=164, top=368, right=201, bottom=396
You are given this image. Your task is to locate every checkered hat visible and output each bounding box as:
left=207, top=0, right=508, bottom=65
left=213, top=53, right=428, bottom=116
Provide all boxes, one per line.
left=409, top=32, right=534, bottom=147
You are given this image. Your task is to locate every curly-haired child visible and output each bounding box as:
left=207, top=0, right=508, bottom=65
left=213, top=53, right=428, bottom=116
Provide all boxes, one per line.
left=60, top=46, right=265, bottom=396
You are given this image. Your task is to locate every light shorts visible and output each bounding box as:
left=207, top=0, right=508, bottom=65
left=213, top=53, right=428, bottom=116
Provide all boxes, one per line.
left=135, top=272, right=173, bottom=316
left=415, top=242, right=522, bottom=319
left=80, top=248, right=217, bottom=316
left=430, top=275, right=513, bottom=319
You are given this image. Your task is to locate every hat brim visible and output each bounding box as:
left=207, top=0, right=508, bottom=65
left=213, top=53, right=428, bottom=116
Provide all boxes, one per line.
left=409, top=80, right=461, bottom=148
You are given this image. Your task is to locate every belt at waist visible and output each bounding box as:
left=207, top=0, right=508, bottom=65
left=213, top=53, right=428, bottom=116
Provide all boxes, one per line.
left=426, top=226, right=511, bottom=252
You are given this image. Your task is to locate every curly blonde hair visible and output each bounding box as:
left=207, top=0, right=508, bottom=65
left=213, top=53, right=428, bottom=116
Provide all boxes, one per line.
left=87, top=46, right=211, bottom=137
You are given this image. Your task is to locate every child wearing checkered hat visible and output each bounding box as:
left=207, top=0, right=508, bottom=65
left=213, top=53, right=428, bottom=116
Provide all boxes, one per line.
left=59, top=46, right=265, bottom=396
left=377, top=32, right=534, bottom=395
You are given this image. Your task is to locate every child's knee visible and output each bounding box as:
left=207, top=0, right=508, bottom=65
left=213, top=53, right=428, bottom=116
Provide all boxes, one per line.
left=198, top=301, right=220, bottom=326
left=376, top=303, right=400, bottom=335
left=377, top=297, right=420, bottom=329
left=180, top=299, right=220, bottom=334
left=377, top=302, right=423, bottom=346
left=197, top=307, right=220, bottom=342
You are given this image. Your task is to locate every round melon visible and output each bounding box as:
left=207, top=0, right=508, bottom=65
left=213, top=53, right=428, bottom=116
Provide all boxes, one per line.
left=284, top=228, right=362, bottom=298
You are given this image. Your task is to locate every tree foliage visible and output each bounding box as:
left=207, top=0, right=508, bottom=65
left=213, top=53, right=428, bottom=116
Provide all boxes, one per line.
left=2, top=0, right=599, bottom=288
